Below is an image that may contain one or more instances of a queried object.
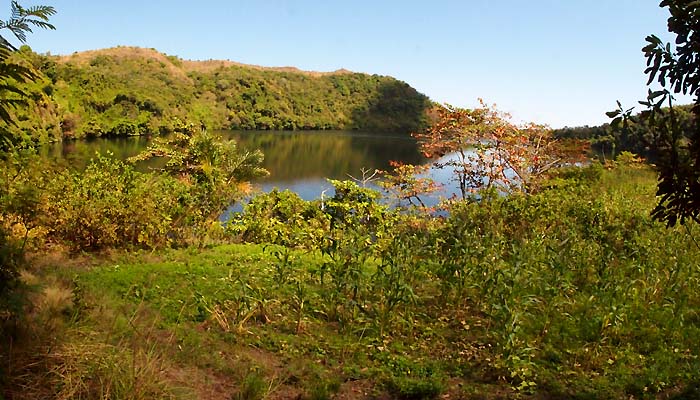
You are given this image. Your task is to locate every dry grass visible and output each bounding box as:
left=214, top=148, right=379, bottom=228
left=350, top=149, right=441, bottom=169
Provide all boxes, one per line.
left=46, top=339, right=180, bottom=400
left=19, top=269, right=40, bottom=286
left=180, top=57, right=354, bottom=77
left=3, top=287, right=187, bottom=399
left=55, top=46, right=191, bottom=83
left=25, top=248, right=103, bottom=271
left=38, top=285, right=73, bottom=315
left=53, top=45, right=355, bottom=78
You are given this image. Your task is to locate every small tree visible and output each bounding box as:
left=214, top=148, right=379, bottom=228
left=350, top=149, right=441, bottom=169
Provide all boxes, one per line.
left=413, top=102, right=497, bottom=200
left=379, top=161, right=440, bottom=210
left=413, top=101, right=585, bottom=200
left=130, top=126, right=268, bottom=223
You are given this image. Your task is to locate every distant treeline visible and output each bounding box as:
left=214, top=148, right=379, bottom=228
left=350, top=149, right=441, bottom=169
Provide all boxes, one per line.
left=4, top=46, right=432, bottom=144
left=553, top=104, right=695, bottom=159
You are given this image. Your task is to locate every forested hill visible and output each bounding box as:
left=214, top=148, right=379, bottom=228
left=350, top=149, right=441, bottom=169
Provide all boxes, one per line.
left=8, top=46, right=432, bottom=143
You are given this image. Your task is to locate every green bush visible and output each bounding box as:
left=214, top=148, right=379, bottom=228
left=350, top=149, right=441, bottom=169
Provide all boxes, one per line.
left=386, top=375, right=445, bottom=400
left=378, top=355, right=445, bottom=400
left=229, top=189, right=329, bottom=248
left=230, top=180, right=393, bottom=250
left=0, top=227, right=21, bottom=295
left=0, top=151, right=49, bottom=294
left=425, top=164, right=700, bottom=391
left=43, top=155, right=188, bottom=250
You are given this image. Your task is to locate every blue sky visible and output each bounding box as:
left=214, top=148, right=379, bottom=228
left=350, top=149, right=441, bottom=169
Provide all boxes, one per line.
left=14, top=1, right=683, bottom=128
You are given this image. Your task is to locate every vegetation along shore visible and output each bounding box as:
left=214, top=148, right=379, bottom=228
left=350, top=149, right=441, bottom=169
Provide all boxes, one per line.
left=2, top=1, right=700, bottom=399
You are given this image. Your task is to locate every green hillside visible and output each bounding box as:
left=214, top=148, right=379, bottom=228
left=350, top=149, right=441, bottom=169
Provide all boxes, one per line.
left=5, top=46, right=431, bottom=143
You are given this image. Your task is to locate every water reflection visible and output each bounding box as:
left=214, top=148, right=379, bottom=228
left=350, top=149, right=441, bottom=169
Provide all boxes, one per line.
left=39, top=135, right=164, bottom=171
left=223, top=130, right=424, bottom=182
left=39, top=131, right=477, bottom=209
left=40, top=130, right=427, bottom=198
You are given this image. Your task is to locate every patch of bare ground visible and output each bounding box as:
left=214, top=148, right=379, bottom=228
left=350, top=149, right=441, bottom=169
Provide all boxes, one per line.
left=158, top=324, right=313, bottom=399
left=25, top=247, right=166, bottom=273
left=164, top=365, right=236, bottom=400
left=334, top=379, right=379, bottom=400
left=172, top=344, right=310, bottom=399
left=235, top=346, right=305, bottom=400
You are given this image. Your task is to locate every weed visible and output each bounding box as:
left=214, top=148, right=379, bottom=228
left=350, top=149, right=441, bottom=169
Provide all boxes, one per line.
left=233, top=371, right=269, bottom=400
left=386, top=375, right=444, bottom=400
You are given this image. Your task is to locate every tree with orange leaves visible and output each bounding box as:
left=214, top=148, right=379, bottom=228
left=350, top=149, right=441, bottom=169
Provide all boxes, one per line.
left=379, top=161, right=440, bottom=210
left=413, top=101, right=586, bottom=200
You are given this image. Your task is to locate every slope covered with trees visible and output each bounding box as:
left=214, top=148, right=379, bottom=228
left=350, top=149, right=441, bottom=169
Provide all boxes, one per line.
left=2, top=46, right=432, bottom=143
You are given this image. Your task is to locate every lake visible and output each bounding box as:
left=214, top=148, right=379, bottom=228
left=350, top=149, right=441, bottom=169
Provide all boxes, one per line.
left=39, top=130, right=463, bottom=202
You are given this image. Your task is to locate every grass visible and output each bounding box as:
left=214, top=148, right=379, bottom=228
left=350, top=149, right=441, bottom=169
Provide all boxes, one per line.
left=2, top=164, right=700, bottom=399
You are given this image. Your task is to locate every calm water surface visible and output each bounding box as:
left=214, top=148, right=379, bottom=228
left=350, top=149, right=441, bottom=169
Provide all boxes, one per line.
left=226, top=130, right=427, bottom=199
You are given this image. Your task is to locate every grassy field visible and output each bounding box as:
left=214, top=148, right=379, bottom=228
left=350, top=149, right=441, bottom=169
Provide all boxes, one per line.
left=2, top=164, right=700, bottom=399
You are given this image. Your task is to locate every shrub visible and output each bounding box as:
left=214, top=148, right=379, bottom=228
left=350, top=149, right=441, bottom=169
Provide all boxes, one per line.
left=43, top=155, right=187, bottom=250
left=0, top=227, right=21, bottom=296
left=386, top=375, right=445, bottom=400
left=229, top=189, right=329, bottom=248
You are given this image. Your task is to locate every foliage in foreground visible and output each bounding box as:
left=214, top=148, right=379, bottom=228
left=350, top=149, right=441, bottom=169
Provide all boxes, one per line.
left=232, top=163, right=700, bottom=397
left=2, top=159, right=700, bottom=398
left=0, top=1, right=56, bottom=151
left=587, top=0, right=700, bottom=227
left=630, top=0, right=700, bottom=227
left=28, top=162, right=687, bottom=399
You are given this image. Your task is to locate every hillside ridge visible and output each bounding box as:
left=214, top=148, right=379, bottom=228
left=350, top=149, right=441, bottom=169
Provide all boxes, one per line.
left=57, top=46, right=356, bottom=77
